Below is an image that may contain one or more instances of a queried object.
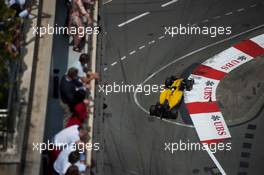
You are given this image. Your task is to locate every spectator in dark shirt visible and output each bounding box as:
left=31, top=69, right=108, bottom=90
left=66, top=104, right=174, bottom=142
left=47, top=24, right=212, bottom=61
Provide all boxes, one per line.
left=66, top=90, right=89, bottom=127
left=60, top=67, right=83, bottom=123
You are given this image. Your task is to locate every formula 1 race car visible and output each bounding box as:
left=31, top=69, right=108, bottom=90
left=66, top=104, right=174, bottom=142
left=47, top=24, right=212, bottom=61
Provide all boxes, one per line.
left=149, top=76, right=194, bottom=119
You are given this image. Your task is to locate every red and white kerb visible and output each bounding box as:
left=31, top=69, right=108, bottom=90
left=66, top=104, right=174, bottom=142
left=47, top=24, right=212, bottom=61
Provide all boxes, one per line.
left=184, top=34, right=264, bottom=144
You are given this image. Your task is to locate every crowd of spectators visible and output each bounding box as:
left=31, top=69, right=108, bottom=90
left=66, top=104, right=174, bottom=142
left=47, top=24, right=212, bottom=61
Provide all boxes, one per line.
left=47, top=53, right=99, bottom=175
left=1, top=0, right=29, bottom=59
left=2, top=1, right=98, bottom=174
left=65, top=0, right=95, bottom=52
left=0, top=0, right=30, bottom=108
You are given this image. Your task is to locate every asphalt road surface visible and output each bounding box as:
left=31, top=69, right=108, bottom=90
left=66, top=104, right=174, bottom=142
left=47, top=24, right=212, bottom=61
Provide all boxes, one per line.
left=94, top=0, right=264, bottom=175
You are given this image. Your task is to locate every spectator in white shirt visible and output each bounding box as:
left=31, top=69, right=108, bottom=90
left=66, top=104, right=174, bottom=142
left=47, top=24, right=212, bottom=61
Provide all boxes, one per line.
left=71, top=53, right=89, bottom=78
left=54, top=143, right=86, bottom=175
left=7, top=0, right=29, bottom=18
left=53, top=125, right=87, bottom=148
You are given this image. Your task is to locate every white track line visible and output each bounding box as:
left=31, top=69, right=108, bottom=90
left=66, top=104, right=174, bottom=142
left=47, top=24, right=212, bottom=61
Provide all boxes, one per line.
left=213, top=16, right=221, bottom=19
left=133, top=23, right=264, bottom=128
left=225, top=12, right=233, bottom=16
left=129, top=50, right=136, bottom=55
left=120, top=56, right=126, bottom=60
left=118, top=12, right=150, bottom=27
left=161, top=0, right=178, bottom=7
left=148, top=40, right=155, bottom=45
left=103, top=0, right=112, bottom=5
left=111, top=61, right=117, bottom=66
left=202, top=19, right=209, bottom=23
left=250, top=4, right=257, bottom=8
left=158, top=36, right=165, bottom=40
left=237, top=8, right=245, bottom=12
left=139, top=45, right=146, bottom=50
left=203, top=144, right=227, bottom=175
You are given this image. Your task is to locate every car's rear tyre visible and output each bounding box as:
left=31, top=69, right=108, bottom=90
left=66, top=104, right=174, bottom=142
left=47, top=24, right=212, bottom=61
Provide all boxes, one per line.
left=169, top=107, right=178, bottom=119
left=149, top=105, right=157, bottom=116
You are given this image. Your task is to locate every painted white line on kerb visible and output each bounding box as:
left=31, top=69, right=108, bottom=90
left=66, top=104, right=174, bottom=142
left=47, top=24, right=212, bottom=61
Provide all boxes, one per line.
left=120, top=56, right=126, bottom=60
left=129, top=50, right=136, bottom=55
left=148, top=40, right=155, bottom=44
left=118, top=12, right=150, bottom=27
left=111, top=61, right=117, bottom=66
left=139, top=45, right=146, bottom=50
left=158, top=36, right=165, bottom=40
left=203, top=144, right=227, bottom=175
left=161, top=0, right=178, bottom=7
left=103, top=0, right=112, bottom=5
left=225, top=12, right=233, bottom=16
left=237, top=8, right=245, bottom=12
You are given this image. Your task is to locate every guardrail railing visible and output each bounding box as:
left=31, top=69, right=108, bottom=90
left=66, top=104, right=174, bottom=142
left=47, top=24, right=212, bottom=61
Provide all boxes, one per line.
left=0, top=109, right=8, bottom=150
left=0, top=59, right=20, bottom=151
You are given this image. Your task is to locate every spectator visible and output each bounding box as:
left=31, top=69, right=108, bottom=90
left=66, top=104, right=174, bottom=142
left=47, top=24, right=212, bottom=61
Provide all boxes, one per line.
left=60, top=67, right=83, bottom=118
left=69, top=0, right=92, bottom=52
left=65, top=165, right=79, bottom=175
left=49, top=125, right=87, bottom=175
left=6, top=0, right=29, bottom=18
left=66, top=90, right=89, bottom=127
left=53, top=125, right=87, bottom=147
left=83, top=71, right=99, bottom=84
left=70, top=53, right=89, bottom=78
left=54, top=145, right=87, bottom=175
left=82, top=0, right=95, bottom=14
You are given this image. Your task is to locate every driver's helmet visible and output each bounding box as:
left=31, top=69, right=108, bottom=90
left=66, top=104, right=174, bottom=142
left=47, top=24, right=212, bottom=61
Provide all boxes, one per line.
left=165, top=76, right=177, bottom=88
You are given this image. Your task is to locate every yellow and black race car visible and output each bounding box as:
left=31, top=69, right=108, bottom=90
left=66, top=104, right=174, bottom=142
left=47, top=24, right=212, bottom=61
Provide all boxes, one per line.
left=149, top=76, right=194, bottom=119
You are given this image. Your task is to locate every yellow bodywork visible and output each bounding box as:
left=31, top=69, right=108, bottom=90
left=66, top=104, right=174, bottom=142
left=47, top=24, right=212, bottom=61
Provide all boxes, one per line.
left=159, top=79, right=183, bottom=109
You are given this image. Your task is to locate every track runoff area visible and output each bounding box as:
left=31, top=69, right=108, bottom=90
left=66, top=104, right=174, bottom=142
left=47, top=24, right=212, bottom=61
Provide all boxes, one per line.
left=183, top=34, right=264, bottom=175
